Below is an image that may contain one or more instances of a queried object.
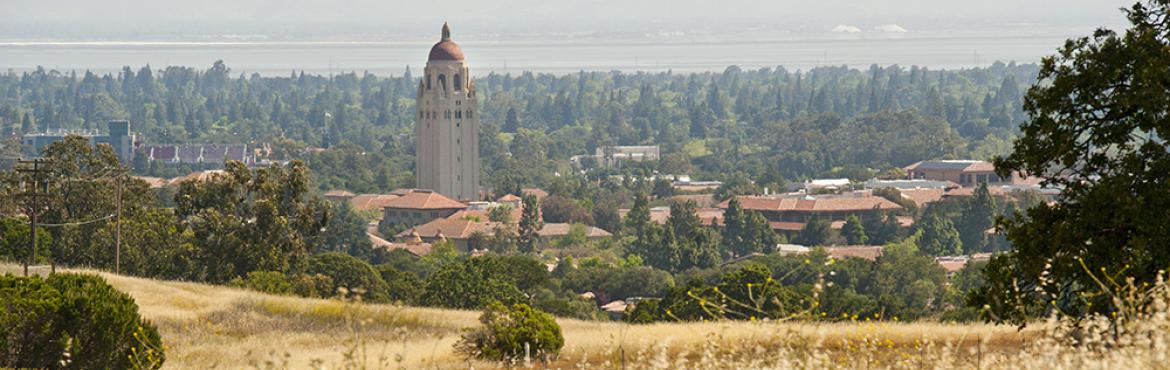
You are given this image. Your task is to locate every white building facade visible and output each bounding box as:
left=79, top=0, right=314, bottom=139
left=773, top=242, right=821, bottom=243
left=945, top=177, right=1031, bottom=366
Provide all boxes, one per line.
left=416, top=23, right=480, bottom=200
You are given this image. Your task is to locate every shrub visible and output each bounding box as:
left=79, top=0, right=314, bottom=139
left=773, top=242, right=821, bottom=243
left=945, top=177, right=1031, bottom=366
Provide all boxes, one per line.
left=0, top=273, right=164, bottom=369
left=0, top=274, right=62, bottom=367
left=376, top=265, right=424, bottom=304
left=534, top=298, right=602, bottom=320
left=290, top=273, right=334, bottom=298
left=228, top=271, right=293, bottom=295
left=0, top=217, right=52, bottom=264
left=455, top=302, right=564, bottom=363
left=625, top=299, right=661, bottom=323
left=307, top=252, right=389, bottom=302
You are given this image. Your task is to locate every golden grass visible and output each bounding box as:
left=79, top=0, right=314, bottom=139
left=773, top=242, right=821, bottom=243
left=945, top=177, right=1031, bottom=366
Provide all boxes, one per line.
left=3, top=263, right=1044, bottom=369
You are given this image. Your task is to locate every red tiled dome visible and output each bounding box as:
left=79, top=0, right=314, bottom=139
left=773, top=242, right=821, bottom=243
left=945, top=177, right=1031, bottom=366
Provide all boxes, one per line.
left=429, top=40, right=464, bottom=61
left=428, top=22, right=464, bottom=61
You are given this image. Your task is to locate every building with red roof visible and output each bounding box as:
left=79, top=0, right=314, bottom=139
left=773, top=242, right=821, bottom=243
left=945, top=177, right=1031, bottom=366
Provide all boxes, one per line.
left=379, top=189, right=467, bottom=230
left=720, top=194, right=902, bottom=233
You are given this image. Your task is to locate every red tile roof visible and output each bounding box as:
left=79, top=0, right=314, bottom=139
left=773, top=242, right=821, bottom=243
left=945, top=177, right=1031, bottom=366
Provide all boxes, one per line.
left=325, top=190, right=356, bottom=198
left=368, top=232, right=432, bottom=257
left=349, top=194, right=401, bottom=213
left=768, top=221, right=807, bottom=231
left=963, top=161, right=997, bottom=172
left=383, top=190, right=467, bottom=210
left=898, top=188, right=946, bottom=207
left=496, top=194, right=522, bottom=203
left=723, top=195, right=902, bottom=213
left=537, top=223, right=613, bottom=238
left=397, top=218, right=498, bottom=240
left=825, top=246, right=884, bottom=261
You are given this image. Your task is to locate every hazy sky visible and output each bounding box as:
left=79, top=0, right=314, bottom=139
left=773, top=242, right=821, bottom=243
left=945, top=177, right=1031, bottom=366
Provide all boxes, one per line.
left=1, top=0, right=1134, bottom=40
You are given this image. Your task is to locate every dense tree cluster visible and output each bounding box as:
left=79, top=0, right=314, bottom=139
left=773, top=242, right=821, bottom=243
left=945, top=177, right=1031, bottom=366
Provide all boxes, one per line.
left=1, top=61, right=1035, bottom=194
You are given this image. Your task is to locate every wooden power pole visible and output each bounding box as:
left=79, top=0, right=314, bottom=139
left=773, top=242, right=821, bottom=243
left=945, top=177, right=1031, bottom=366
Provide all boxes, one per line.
left=16, top=158, right=49, bottom=277
left=115, top=173, right=122, bottom=274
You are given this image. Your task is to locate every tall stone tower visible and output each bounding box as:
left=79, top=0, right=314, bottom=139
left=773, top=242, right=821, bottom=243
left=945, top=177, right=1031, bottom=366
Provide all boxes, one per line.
left=416, top=22, right=480, bottom=200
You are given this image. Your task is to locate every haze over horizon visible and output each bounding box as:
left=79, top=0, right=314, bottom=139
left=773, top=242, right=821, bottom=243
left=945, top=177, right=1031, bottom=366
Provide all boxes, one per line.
left=1, top=0, right=1133, bottom=41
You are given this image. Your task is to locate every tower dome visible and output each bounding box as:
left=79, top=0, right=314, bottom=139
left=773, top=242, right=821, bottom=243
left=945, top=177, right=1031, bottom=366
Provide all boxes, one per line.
left=428, top=22, right=465, bottom=61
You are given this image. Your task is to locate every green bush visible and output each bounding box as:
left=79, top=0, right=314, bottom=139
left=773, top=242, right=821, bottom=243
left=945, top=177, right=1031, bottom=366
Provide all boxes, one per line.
left=534, top=298, right=602, bottom=320
left=376, top=264, right=424, bottom=304
left=0, top=217, right=52, bottom=264
left=307, top=252, right=389, bottom=302
left=228, top=271, right=293, bottom=295
left=0, top=274, right=62, bottom=367
left=290, top=273, right=334, bottom=298
left=0, top=273, right=164, bottom=369
left=455, top=302, right=564, bottom=363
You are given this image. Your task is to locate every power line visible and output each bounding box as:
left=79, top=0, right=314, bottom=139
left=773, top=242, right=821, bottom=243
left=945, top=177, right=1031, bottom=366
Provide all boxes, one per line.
left=36, top=214, right=115, bottom=227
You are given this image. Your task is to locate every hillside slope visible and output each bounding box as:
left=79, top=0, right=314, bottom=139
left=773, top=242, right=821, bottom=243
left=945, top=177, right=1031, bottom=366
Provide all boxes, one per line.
left=2, top=264, right=1030, bottom=369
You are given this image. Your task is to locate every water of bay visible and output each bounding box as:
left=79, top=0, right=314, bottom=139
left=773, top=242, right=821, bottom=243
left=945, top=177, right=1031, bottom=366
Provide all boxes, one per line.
left=0, top=29, right=1083, bottom=76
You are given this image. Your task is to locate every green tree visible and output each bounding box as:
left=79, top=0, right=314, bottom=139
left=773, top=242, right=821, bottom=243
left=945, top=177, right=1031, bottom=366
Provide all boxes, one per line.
left=175, top=160, right=329, bottom=283
left=517, top=194, right=543, bottom=254
left=956, top=183, right=997, bottom=253
left=917, top=211, right=963, bottom=256
left=503, top=107, right=520, bottom=133
left=36, top=136, right=157, bottom=270
left=539, top=195, right=593, bottom=224
left=661, top=200, right=721, bottom=271
left=376, top=265, right=424, bottom=304
left=720, top=197, right=779, bottom=257
left=795, top=217, right=831, bottom=246
left=841, top=215, right=868, bottom=245
left=317, top=201, right=377, bottom=261
left=863, top=211, right=902, bottom=245
left=307, top=252, right=389, bottom=302
left=487, top=205, right=514, bottom=224
left=871, top=234, right=949, bottom=320
left=455, top=302, right=564, bottom=362
left=622, top=192, right=651, bottom=237
left=983, top=1, right=1170, bottom=322
left=0, top=217, right=52, bottom=264
left=420, top=257, right=527, bottom=309
left=651, top=177, right=675, bottom=198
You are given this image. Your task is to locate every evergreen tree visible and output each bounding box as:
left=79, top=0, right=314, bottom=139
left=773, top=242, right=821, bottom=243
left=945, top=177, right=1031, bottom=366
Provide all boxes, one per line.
left=841, top=215, right=868, bottom=245
left=917, top=211, right=962, bottom=256
left=957, top=183, right=997, bottom=253
left=720, top=197, right=779, bottom=257
left=503, top=107, right=520, bottom=133
left=795, top=217, right=831, bottom=246
left=517, top=194, right=542, bottom=254
left=623, top=192, right=651, bottom=237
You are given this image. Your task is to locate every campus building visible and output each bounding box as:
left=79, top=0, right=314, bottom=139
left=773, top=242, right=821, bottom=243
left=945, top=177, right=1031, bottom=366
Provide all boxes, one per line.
left=22, top=120, right=135, bottom=163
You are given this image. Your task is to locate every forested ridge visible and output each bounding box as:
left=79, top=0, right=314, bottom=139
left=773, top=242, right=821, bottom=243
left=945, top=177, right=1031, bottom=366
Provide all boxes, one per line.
left=1, top=61, right=1036, bottom=192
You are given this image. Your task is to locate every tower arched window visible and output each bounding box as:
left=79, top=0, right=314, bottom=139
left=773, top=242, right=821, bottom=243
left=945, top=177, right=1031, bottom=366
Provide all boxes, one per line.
left=426, top=74, right=432, bottom=90
left=454, top=74, right=462, bottom=90
left=438, top=74, right=447, bottom=92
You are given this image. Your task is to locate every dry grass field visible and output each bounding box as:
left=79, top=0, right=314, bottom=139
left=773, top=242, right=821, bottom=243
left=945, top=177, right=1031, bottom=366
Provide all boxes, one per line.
left=6, top=264, right=1169, bottom=369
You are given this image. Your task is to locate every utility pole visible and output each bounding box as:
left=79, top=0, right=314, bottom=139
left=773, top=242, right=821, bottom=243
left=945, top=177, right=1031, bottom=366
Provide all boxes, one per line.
left=16, top=158, right=49, bottom=277
left=115, top=172, right=122, bottom=274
